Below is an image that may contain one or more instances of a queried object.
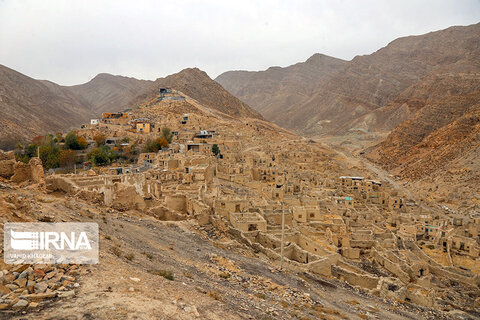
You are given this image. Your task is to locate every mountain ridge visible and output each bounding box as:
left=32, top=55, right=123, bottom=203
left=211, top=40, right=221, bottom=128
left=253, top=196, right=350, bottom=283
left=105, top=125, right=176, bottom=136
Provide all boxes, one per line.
left=0, top=65, right=264, bottom=148
left=216, top=22, right=480, bottom=136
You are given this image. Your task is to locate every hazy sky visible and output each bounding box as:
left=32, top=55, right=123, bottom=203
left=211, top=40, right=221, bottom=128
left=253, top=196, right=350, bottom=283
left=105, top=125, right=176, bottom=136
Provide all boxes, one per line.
left=1, top=0, right=479, bottom=85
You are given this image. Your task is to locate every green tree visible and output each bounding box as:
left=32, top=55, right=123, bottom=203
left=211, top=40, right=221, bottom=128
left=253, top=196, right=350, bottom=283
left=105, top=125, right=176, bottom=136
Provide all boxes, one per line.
left=160, top=127, right=173, bottom=143
left=87, top=148, right=110, bottom=166
left=25, top=144, right=38, bottom=158
left=156, top=137, right=169, bottom=149
left=93, top=134, right=106, bottom=147
left=212, top=144, right=220, bottom=156
left=77, top=136, right=88, bottom=149
left=65, top=131, right=80, bottom=150
left=107, top=147, right=119, bottom=163
left=39, top=144, right=61, bottom=169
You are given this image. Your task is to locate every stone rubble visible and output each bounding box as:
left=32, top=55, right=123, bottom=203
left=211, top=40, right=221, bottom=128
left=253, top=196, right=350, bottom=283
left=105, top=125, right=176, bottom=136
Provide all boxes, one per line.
left=0, top=262, right=83, bottom=311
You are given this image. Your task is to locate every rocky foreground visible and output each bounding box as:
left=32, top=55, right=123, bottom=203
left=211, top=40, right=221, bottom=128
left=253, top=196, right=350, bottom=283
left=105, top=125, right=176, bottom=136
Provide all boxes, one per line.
left=0, top=181, right=461, bottom=320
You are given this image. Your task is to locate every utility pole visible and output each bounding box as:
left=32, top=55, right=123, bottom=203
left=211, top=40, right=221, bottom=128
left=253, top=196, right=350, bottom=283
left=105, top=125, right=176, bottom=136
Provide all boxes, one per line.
left=280, top=201, right=285, bottom=270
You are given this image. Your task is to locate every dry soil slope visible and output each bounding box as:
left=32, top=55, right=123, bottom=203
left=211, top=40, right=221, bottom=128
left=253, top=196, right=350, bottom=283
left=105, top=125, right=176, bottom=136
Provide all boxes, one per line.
left=215, top=53, right=347, bottom=122
left=0, top=64, right=95, bottom=149
left=366, top=76, right=480, bottom=180
left=68, top=73, right=152, bottom=113
left=132, top=68, right=264, bottom=120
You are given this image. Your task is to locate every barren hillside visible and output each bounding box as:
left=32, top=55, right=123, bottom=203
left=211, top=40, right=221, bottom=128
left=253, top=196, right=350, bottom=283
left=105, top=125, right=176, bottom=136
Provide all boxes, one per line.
left=68, top=73, right=152, bottom=113
left=133, top=68, right=265, bottom=120
left=0, top=65, right=95, bottom=149
left=0, top=66, right=262, bottom=149
left=217, top=23, right=480, bottom=137
left=216, top=54, right=347, bottom=122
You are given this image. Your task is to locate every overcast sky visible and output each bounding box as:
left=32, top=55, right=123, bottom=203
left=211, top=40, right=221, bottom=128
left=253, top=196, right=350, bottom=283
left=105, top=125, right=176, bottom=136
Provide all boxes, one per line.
left=0, top=0, right=479, bottom=85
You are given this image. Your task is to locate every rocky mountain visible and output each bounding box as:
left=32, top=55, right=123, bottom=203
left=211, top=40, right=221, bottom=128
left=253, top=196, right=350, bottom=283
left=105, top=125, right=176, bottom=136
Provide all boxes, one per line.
left=217, top=22, right=480, bottom=137
left=0, top=66, right=155, bottom=149
left=0, top=66, right=262, bottom=149
left=0, top=64, right=95, bottom=149
left=133, top=68, right=265, bottom=120
left=361, top=22, right=480, bottom=185
left=68, top=73, right=152, bottom=113
left=215, top=54, right=347, bottom=121
left=366, top=74, right=480, bottom=180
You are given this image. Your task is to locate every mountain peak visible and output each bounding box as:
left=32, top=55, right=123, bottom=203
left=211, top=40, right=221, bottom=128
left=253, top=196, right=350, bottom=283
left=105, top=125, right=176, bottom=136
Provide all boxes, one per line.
left=134, top=67, right=265, bottom=120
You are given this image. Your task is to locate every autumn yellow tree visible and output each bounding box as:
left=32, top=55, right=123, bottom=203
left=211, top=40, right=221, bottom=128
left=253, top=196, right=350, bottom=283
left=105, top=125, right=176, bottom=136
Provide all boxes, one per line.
left=93, top=134, right=106, bottom=147
left=59, top=149, right=77, bottom=168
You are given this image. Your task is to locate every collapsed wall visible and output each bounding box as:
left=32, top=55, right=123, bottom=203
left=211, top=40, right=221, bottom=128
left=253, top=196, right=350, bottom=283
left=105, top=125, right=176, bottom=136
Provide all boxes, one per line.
left=0, top=150, right=15, bottom=178
left=0, top=150, right=45, bottom=185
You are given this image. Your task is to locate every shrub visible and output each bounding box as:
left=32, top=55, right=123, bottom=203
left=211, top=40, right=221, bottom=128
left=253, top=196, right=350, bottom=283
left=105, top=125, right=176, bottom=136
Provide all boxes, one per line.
left=218, top=272, right=231, bottom=279
left=93, top=134, right=106, bottom=147
left=208, top=290, right=221, bottom=300
left=155, top=269, right=174, bottom=281
left=143, top=139, right=158, bottom=153
left=55, top=132, right=63, bottom=143
left=254, top=292, right=266, bottom=299
left=143, top=252, right=153, bottom=260
left=111, top=246, right=122, bottom=257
